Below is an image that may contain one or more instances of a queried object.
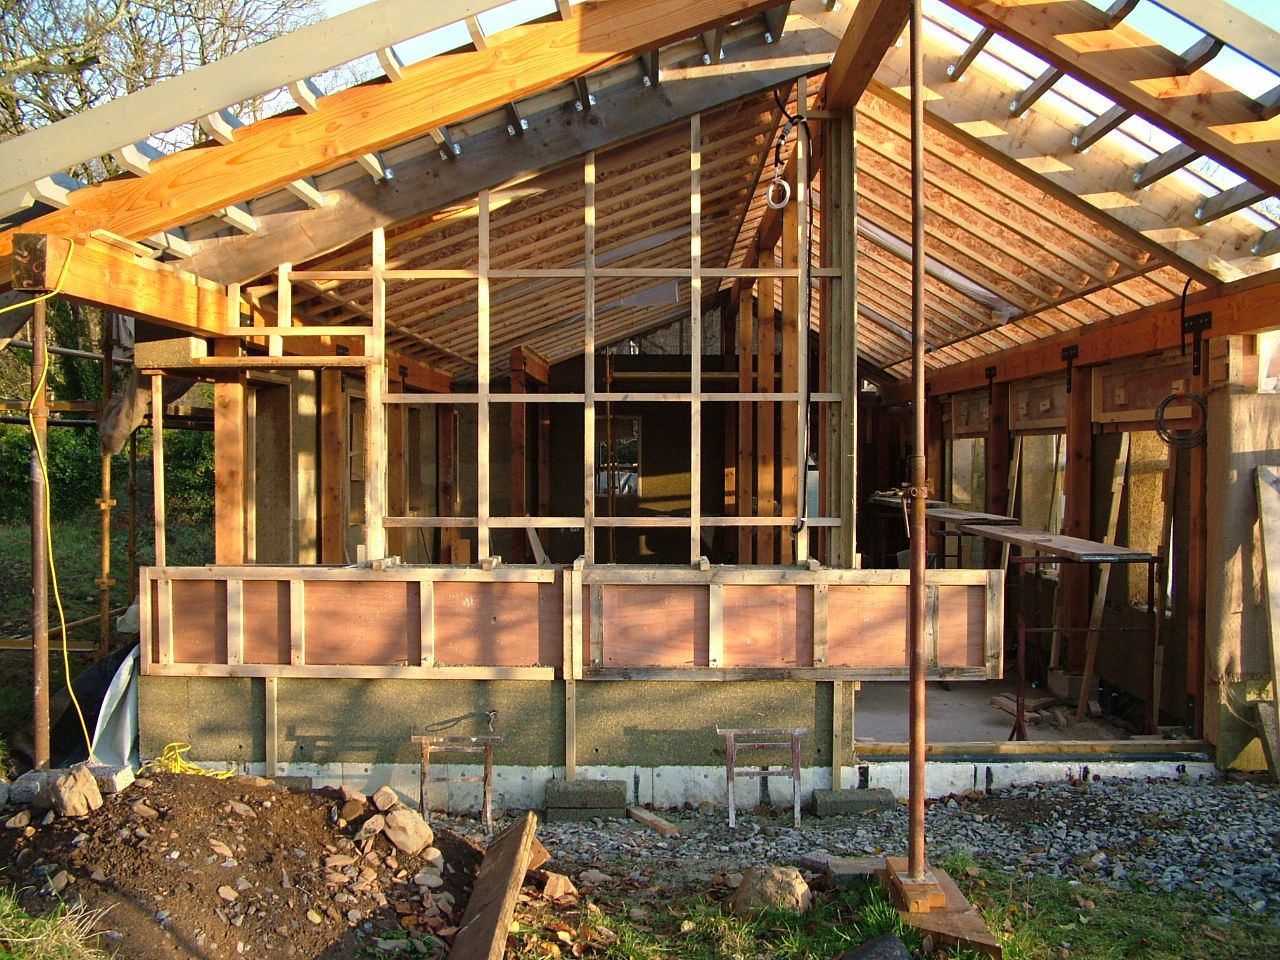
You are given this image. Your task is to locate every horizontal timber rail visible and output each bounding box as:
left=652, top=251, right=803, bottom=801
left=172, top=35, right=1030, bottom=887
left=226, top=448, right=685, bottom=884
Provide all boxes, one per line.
left=140, top=563, right=1003, bottom=682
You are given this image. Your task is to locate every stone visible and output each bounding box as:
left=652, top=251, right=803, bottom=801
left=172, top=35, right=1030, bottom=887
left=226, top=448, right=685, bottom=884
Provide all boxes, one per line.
left=89, top=764, right=135, bottom=796
left=340, top=785, right=367, bottom=804
left=0, top=778, right=8, bottom=808
left=4, top=810, right=31, bottom=830
left=372, top=786, right=399, bottom=812
left=131, top=801, right=160, bottom=820
left=834, top=934, right=912, bottom=960
left=729, top=866, right=812, bottom=916
left=209, top=839, right=235, bottom=860
left=306, top=909, right=323, bottom=924
left=228, top=800, right=255, bottom=818
left=544, top=778, right=627, bottom=809
left=218, top=885, right=239, bottom=902
left=811, top=788, right=897, bottom=818
left=827, top=856, right=886, bottom=890
left=355, top=814, right=386, bottom=842
left=421, top=846, right=444, bottom=869
left=383, top=809, right=433, bottom=856
left=543, top=872, right=577, bottom=900
left=234, top=775, right=274, bottom=789
left=50, top=764, right=103, bottom=818
left=339, top=799, right=365, bottom=823
left=577, top=869, right=610, bottom=886
left=9, top=770, right=53, bottom=808
left=47, top=870, right=71, bottom=894
left=414, top=872, right=444, bottom=889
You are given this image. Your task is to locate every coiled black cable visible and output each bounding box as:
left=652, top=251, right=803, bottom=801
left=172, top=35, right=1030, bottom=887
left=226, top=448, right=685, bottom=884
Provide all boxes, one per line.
left=1155, top=390, right=1207, bottom=449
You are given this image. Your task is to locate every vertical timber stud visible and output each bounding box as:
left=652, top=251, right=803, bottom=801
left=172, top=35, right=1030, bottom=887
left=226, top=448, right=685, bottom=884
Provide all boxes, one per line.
left=1187, top=358, right=1208, bottom=736
left=758, top=259, right=777, bottom=563
left=510, top=351, right=528, bottom=563
left=794, top=79, right=810, bottom=565
left=151, top=374, right=166, bottom=567
left=477, top=191, right=492, bottom=561
left=841, top=106, right=859, bottom=568
left=213, top=340, right=246, bottom=564
left=319, top=371, right=346, bottom=563
left=737, top=270, right=755, bottom=562
left=366, top=228, right=388, bottom=562
left=562, top=565, right=577, bottom=781
left=691, top=114, right=703, bottom=564
left=31, top=299, right=50, bottom=770
left=907, top=0, right=929, bottom=883
left=584, top=153, right=597, bottom=564
left=984, top=380, right=1011, bottom=568
left=781, top=165, right=799, bottom=567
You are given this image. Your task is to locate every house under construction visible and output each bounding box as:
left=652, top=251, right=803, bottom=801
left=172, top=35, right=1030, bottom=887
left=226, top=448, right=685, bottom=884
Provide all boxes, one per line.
left=3, top=0, right=1280, bottom=808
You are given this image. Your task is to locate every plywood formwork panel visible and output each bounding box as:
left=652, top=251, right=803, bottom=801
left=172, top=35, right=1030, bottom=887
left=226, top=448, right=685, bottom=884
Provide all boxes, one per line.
left=303, top=580, right=418, bottom=666
left=601, top=585, right=711, bottom=668
left=433, top=581, right=561, bottom=667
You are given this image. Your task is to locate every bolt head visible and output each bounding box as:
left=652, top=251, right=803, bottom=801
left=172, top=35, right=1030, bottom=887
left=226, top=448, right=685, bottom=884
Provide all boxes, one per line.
left=1009, top=100, right=1020, bottom=113
left=574, top=100, right=584, bottom=111
left=506, top=124, right=516, bottom=136
left=588, top=94, right=596, bottom=106
left=520, top=118, right=529, bottom=130
left=1132, top=172, right=1142, bottom=184
left=1070, top=135, right=1080, bottom=148
left=1195, top=207, right=1205, bottom=220
left=703, top=53, right=712, bottom=65
left=764, top=31, right=774, bottom=43
left=946, top=64, right=956, bottom=77
left=642, top=75, right=651, bottom=87
left=452, top=143, right=462, bottom=156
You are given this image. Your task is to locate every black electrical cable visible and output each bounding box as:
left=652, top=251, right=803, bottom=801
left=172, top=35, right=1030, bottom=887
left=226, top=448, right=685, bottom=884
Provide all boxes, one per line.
left=1156, top=391, right=1207, bottom=449
left=771, top=88, right=816, bottom=538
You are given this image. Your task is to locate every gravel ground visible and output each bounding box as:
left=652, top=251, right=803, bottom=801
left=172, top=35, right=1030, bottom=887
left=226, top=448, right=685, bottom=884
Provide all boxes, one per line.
left=434, top=774, right=1280, bottom=922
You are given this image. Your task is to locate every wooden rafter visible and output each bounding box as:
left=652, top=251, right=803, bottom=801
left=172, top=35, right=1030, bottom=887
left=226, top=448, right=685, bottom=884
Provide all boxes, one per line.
left=944, top=0, right=1280, bottom=196
left=0, top=0, right=781, bottom=283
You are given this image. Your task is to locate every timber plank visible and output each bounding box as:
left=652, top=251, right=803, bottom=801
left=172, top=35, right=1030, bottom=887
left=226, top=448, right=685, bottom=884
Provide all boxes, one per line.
left=450, top=810, right=539, bottom=960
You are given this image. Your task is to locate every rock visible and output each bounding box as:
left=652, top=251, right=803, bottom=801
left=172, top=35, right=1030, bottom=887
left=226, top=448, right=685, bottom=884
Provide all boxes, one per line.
left=577, top=868, right=610, bottom=886
left=339, top=799, right=365, bottom=823
left=9, top=770, right=53, bottom=808
left=306, top=909, right=323, bottom=924
left=628, top=907, right=650, bottom=922
left=209, top=838, right=235, bottom=859
left=414, top=872, right=444, bottom=889
left=543, top=872, right=577, bottom=899
left=90, top=870, right=107, bottom=884
left=355, top=814, right=386, bottom=843
left=372, top=786, right=399, bottom=812
left=218, top=885, right=239, bottom=902
left=90, top=764, right=135, bottom=796
left=0, top=778, right=8, bottom=808
left=50, top=764, right=103, bottom=818
left=228, top=800, right=255, bottom=818
left=234, top=775, right=274, bottom=789
left=4, top=810, right=31, bottom=830
left=383, top=809, right=432, bottom=856
left=131, top=801, right=160, bottom=820
left=834, top=934, right=912, bottom=960
left=421, top=846, right=444, bottom=869
left=340, top=785, right=367, bottom=804
left=46, top=870, right=71, bottom=894
left=324, top=854, right=356, bottom=869
left=724, top=872, right=743, bottom=888
left=729, top=866, right=812, bottom=915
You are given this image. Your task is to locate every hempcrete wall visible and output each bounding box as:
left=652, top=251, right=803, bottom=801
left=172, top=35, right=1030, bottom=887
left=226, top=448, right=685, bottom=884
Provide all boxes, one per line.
left=139, top=677, right=842, bottom=769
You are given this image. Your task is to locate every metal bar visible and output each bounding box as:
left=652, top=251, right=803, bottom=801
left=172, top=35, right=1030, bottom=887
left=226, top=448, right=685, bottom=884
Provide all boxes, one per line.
left=907, top=0, right=928, bottom=883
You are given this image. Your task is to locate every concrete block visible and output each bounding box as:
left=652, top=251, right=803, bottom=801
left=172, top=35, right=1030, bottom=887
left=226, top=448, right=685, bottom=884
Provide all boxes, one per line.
left=544, top=807, right=626, bottom=823
left=544, top=778, right=627, bottom=809
left=826, top=856, right=886, bottom=890
left=811, top=788, right=897, bottom=817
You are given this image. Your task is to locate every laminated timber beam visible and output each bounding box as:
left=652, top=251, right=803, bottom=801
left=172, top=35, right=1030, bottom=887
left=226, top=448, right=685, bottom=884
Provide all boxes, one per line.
left=0, top=0, right=512, bottom=213
left=881, top=268, right=1280, bottom=401
left=0, top=0, right=781, bottom=284
left=10, top=233, right=450, bottom=393
left=944, top=0, right=1280, bottom=197
left=179, top=5, right=846, bottom=286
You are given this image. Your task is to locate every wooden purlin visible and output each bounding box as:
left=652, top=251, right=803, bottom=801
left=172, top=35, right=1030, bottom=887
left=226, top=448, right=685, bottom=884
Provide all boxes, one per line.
left=945, top=0, right=1280, bottom=197
left=0, top=0, right=783, bottom=281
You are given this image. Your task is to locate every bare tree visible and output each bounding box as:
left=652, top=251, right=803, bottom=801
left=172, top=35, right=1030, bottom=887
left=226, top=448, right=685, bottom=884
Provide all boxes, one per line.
left=0, top=0, right=322, bottom=176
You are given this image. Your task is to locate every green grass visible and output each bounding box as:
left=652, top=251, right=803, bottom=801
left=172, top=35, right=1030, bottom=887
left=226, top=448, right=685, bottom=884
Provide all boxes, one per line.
left=508, top=883, right=924, bottom=960
left=0, top=890, right=108, bottom=960
left=943, top=853, right=1280, bottom=960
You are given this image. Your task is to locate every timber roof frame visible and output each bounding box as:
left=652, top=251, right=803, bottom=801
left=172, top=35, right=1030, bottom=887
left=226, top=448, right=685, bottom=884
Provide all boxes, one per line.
left=0, top=0, right=1278, bottom=382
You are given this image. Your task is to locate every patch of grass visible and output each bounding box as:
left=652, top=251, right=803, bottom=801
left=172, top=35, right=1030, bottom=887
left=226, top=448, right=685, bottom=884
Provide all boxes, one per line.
left=943, top=853, right=1280, bottom=960
left=0, top=889, right=108, bottom=960
left=510, top=883, right=924, bottom=960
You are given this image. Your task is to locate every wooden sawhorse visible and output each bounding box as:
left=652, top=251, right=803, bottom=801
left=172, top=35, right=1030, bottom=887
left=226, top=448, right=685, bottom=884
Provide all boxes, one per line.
left=412, top=735, right=503, bottom=835
left=716, top=727, right=809, bottom=828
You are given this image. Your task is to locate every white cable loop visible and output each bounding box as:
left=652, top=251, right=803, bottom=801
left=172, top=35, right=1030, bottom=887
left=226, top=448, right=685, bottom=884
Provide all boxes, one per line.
left=766, top=177, right=791, bottom=210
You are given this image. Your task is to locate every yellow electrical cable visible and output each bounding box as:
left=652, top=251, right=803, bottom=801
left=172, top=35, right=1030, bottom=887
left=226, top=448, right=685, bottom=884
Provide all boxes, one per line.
left=4, top=244, right=99, bottom=764
left=139, top=741, right=234, bottom=779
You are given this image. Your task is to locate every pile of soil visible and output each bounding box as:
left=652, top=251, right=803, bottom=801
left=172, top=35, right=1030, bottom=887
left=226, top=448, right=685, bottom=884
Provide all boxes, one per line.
left=0, top=773, right=484, bottom=959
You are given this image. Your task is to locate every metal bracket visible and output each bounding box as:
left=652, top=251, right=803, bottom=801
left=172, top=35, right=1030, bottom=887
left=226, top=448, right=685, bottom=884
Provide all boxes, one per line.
left=1181, top=310, right=1212, bottom=377
left=1061, top=345, right=1079, bottom=392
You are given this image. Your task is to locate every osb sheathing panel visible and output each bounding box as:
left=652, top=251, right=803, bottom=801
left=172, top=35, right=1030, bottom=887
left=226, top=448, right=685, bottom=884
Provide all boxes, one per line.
left=1207, top=389, right=1280, bottom=681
